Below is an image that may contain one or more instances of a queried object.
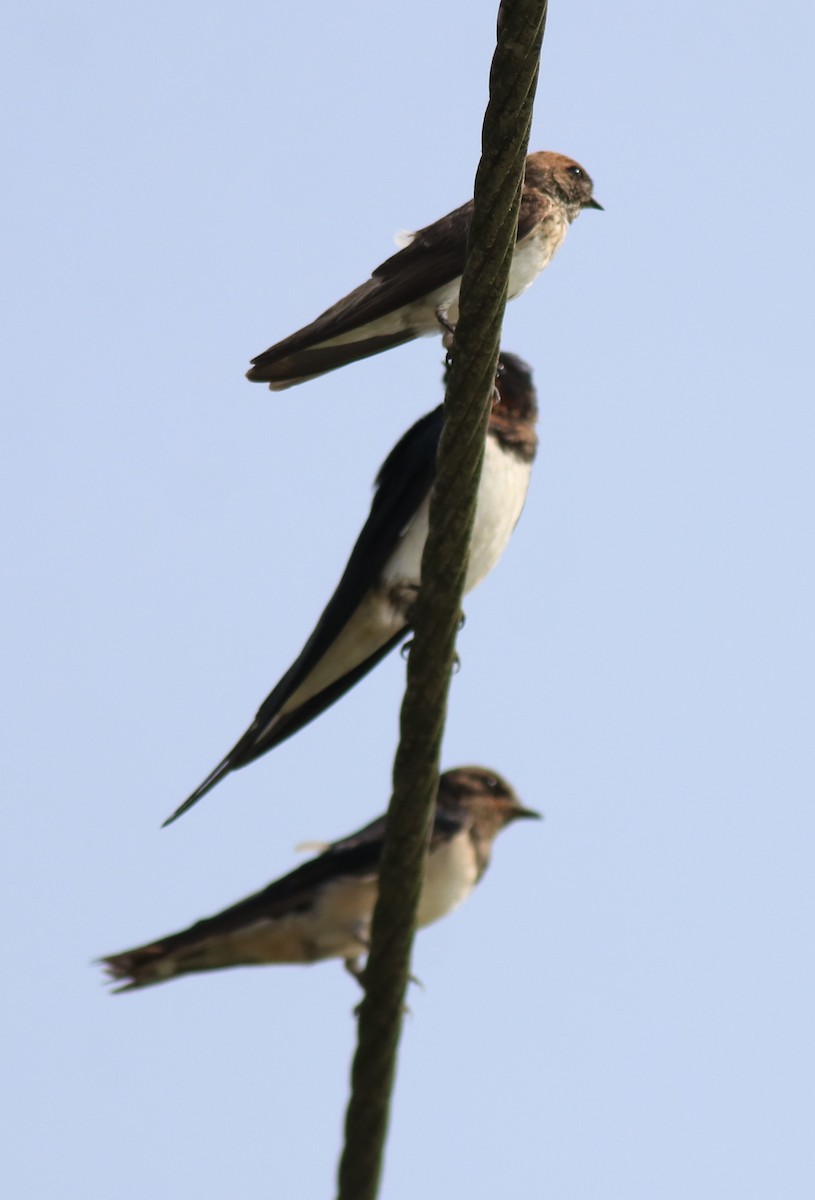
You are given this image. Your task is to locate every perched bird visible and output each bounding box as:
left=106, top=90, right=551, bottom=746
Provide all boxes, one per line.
left=247, top=151, right=601, bottom=390
left=164, top=351, right=538, bottom=826
left=103, top=767, right=540, bottom=992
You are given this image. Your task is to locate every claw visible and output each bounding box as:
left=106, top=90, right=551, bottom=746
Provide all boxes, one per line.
left=435, top=307, right=456, bottom=336
left=436, top=307, right=457, bottom=352
left=347, top=955, right=424, bottom=1018
left=344, top=956, right=366, bottom=989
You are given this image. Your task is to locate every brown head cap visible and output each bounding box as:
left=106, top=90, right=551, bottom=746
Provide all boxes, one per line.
left=525, top=151, right=603, bottom=217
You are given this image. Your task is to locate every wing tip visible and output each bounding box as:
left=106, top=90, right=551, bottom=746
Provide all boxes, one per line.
left=245, top=365, right=305, bottom=391
left=161, top=760, right=232, bottom=828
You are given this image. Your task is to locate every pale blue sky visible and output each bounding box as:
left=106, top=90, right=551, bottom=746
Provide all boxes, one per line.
left=3, top=2, right=813, bottom=1197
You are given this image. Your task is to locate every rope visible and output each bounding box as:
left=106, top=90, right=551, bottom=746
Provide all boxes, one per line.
left=336, top=5, right=548, bottom=1196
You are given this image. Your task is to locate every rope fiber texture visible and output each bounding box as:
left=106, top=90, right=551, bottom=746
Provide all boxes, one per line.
left=336, top=4, right=548, bottom=1197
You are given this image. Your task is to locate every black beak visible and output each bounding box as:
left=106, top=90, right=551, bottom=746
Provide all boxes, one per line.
left=585, top=197, right=604, bottom=211
left=512, top=805, right=543, bottom=821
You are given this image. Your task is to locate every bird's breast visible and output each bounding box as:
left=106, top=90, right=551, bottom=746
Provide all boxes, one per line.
left=508, top=212, right=569, bottom=298
left=416, top=831, right=480, bottom=927
left=380, top=435, right=530, bottom=608
left=465, top=436, right=533, bottom=592
left=381, top=494, right=431, bottom=597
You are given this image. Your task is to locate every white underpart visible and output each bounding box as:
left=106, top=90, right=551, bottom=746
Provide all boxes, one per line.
left=307, top=873, right=380, bottom=961
left=276, top=435, right=531, bottom=719
left=415, top=830, right=479, bottom=926
left=271, top=827, right=477, bottom=962
left=508, top=214, right=569, bottom=296
left=384, top=433, right=533, bottom=593
left=177, top=877, right=380, bottom=967
left=150, top=829, right=481, bottom=973
left=315, top=277, right=461, bottom=350
left=171, top=876, right=380, bottom=967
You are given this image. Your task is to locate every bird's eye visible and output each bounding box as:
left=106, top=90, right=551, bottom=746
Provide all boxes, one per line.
left=567, top=165, right=584, bottom=179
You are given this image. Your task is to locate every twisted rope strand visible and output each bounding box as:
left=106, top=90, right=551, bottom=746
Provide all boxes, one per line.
left=336, top=5, right=547, bottom=1197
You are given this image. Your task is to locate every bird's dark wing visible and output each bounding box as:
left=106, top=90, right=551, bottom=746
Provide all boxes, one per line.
left=246, top=194, right=546, bottom=388
left=197, top=803, right=465, bottom=929
left=105, top=805, right=467, bottom=984
left=173, top=816, right=395, bottom=935
left=369, top=200, right=472, bottom=291
left=236, top=402, right=445, bottom=737
left=101, top=824, right=392, bottom=984
left=246, top=330, right=418, bottom=388
left=163, top=406, right=445, bottom=825
left=247, top=202, right=473, bottom=376
left=222, top=803, right=465, bottom=922
left=253, top=402, right=445, bottom=705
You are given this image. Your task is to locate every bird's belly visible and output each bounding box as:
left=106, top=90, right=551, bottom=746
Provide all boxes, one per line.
left=381, top=496, right=431, bottom=593
left=402, top=279, right=463, bottom=332
left=306, top=875, right=379, bottom=960
left=380, top=437, right=530, bottom=608
left=465, top=437, right=532, bottom=591
left=416, top=833, right=478, bottom=927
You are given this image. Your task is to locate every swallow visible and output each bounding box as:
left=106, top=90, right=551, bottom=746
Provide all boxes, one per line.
left=104, top=767, right=540, bottom=991
left=246, top=151, right=601, bottom=390
left=163, top=352, right=538, bottom=826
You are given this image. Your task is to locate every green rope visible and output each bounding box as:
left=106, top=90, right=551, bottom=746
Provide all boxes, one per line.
left=336, top=4, right=548, bottom=1197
